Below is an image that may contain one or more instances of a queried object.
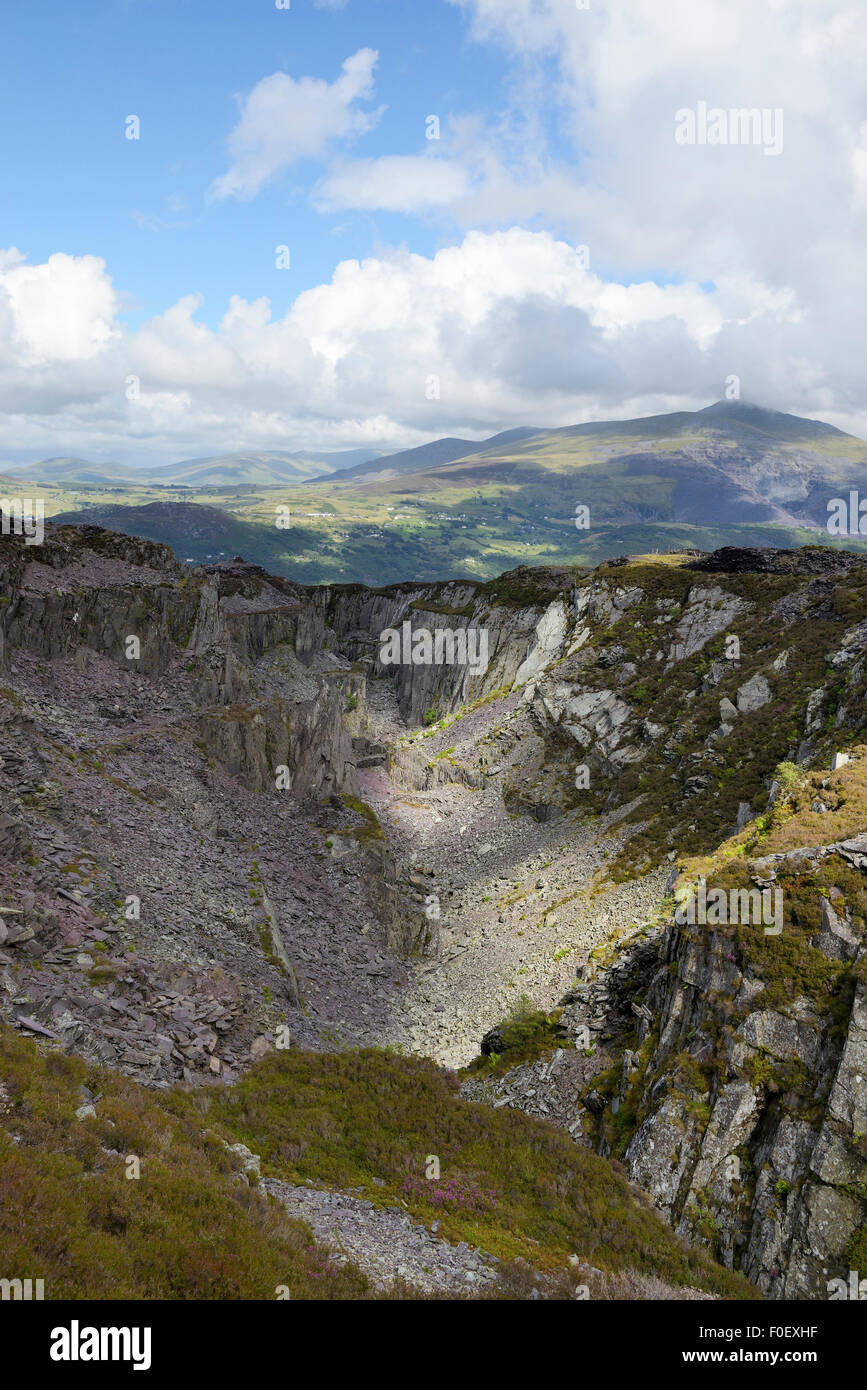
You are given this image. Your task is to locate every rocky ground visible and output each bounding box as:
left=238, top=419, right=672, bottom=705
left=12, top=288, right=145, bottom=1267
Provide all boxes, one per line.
left=261, top=1178, right=502, bottom=1296
left=2, top=535, right=669, bottom=1088
left=0, top=652, right=421, bottom=1084
left=362, top=686, right=669, bottom=1066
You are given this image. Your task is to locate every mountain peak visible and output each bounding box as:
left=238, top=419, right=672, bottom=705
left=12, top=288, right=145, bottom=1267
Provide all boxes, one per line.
left=696, top=399, right=846, bottom=437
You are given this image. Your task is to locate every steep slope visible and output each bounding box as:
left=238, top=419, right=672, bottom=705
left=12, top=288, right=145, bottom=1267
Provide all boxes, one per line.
left=462, top=760, right=867, bottom=1299
left=50, top=499, right=304, bottom=567
left=0, top=1022, right=753, bottom=1299
left=0, top=521, right=760, bottom=1299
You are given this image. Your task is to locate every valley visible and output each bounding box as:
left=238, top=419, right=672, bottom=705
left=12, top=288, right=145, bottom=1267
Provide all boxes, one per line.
left=1, top=519, right=865, bottom=1299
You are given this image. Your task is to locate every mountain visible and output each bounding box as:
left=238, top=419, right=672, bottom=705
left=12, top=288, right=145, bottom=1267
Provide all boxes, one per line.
left=50, top=499, right=298, bottom=566
left=5, top=448, right=391, bottom=489
left=527, top=398, right=849, bottom=445
left=140, top=451, right=344, bottom=486
left=15, top=403, right=867, bottom=590
left=693, top=398, right=848, bottom=440
left=5, top=457, right=140, bottom=485
left=342, top=400, right=867, bottom=531
left=296, top=446, right=393, bottom=469
left=319, top=427, right=540, bottom=481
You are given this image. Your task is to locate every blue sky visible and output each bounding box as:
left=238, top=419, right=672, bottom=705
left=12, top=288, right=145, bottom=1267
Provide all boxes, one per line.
left=2, top=0, right=521, bottom=329
left=1, top=0, right=865, bottom=466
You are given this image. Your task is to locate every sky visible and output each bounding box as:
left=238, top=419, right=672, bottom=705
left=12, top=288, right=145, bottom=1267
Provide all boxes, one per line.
left=2, top=0, right=867, bottom=468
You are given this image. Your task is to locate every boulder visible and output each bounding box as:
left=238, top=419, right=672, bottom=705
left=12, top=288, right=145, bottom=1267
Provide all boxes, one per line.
left=736, top=673, right=771, bottom=714
left=480, top=1026, right=506, bottom=1056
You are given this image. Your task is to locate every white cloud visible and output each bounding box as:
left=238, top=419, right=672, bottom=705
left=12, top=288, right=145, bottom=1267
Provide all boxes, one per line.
left=0, top=251, right=119, bottom=365
left=5, top=230, right=853, bottom=470
left=446, top=0, right=867, bottom=290
left=315, top=155, right=471, bottom=212
left=210, top=49, right=382, bottom=201
left=6, top=0, right=867, bottom=466
left=5, top=1, right=867, bottom=471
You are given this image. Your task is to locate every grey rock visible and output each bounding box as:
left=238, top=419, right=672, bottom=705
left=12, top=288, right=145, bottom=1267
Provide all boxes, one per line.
left=736, top=673, right=771, bottom=714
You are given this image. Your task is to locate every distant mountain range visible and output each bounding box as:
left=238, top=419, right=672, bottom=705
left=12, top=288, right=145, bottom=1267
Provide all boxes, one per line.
left=6, top=457, right=141, bottom=485
left=18, top=399, right=862, bottom=515
left=24, top=401, right=867, bottom=585
left=145, top=447, right=393, bottom=486
left=318, top=427, right=540, bottom=482
left=6, top=447, right=391, bottom=488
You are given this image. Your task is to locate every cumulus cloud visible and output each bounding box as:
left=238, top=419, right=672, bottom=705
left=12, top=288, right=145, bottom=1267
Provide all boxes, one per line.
left=446, top=0, right=867, bottom=299
left=210, top=49, right=382, bottom=201
left=0, top=251, right=119, bottom=366
left=1, top=230, right=843, bottom=469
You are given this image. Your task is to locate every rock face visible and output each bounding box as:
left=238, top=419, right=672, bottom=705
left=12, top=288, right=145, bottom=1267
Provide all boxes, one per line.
left=0, top=532, right=577, bottom=1084
left=688, top=547, right=859, bottom=577
left=736, top=673, right=771, bottom=714
left=475, top=827, right=867, bottom=1299
left=0, top=527, right=443, bottom=1082
left=294, top=580, right=552, bottom=726
left=610, top=848, right=867, bottom=1299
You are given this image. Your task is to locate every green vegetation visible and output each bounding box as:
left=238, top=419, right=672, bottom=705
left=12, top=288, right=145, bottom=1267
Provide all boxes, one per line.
left=462, top=997, right=569, bottom=1076
left=750, top=1052, right=813, bottom=1095
left=746, top=749, right=867, bottom=857
left=0, top=1027, right=755, bottom=1299
left=731, top=854, right=862, bottom=1021
left=341, top=795, right=386, bottom=843
left=26, top=402, right=867, bottom=587
left=596, top=567, right=867, bottom=878
left=0, top=1027, right=366, bottom=1300
left=181, top=1046, right=753, bottom=1295
left=409, top=598, right=476, bottom=618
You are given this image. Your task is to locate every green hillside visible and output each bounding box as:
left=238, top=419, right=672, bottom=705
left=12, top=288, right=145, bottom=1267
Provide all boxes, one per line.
left=19, top=401, right=867, bottom=585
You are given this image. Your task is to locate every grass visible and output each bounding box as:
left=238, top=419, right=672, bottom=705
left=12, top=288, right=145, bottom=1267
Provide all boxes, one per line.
left=589, top=564, right=867, bottom=879
left=744, top=748, right=867, bottom=857
left=0, top=1026, right=755, bottom=1300
left=672, top=751, right=867, bottom=1018
left=462, top=998, right=570, bottom=1076
left=31, top=458, right=867, bottom=588
left=0, top=1028, right=367, bottom=1300
left=175, top=1047, right=754, bottom=1297
left=341, top=795, right=386, bottom=844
